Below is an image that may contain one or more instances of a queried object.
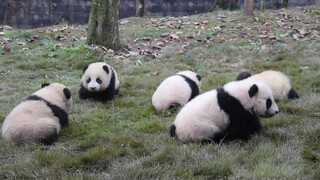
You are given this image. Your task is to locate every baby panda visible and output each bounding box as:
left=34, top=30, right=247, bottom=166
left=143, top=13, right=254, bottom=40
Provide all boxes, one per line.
left=170, top=79, right=279, bottom=143
left=236, top=70, right=299, bottom=101
left=152, top=70, right=201, bottom=111
left=1, top=83, right=72, bottom=144
left=79, top=62, right=120, bottom=102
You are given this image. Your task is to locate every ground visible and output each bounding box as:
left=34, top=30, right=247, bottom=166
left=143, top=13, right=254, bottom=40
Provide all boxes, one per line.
left=0, top=5, right=319, bottom=179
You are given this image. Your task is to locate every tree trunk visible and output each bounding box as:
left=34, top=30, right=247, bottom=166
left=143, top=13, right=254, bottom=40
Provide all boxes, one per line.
left=136, top=0, right=146, bottom=17
left=244, top=0, right=254, bottom=16
left=87, top=0, right=120, bottom=51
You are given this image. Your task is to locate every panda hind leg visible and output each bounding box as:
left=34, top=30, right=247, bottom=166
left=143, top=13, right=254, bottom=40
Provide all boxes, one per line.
left=288, top=88, right=299, bottom=99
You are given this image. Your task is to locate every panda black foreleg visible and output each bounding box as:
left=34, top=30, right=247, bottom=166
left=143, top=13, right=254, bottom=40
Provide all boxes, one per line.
left=79, top=84, right=92, bottom=99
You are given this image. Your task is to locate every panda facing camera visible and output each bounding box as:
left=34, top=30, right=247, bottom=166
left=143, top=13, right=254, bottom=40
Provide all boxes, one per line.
left=152, top=70, right=201, bottom=111
left=1, top=83, right=72, bottom=145
left=79, top=62, right=120, bottom=102
left=170, top=79, right=279, bottom=143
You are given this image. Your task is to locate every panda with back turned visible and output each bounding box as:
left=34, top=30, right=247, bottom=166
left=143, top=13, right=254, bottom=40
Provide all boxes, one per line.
left=1, top=83, right=72, bottom=144
left=170, top=79, right=279, bottom=143
left=79, top=62, right=120, bottom=102
left=152, top=70, right=201, bottom=111
left=236, top=70, right=299, bottom=101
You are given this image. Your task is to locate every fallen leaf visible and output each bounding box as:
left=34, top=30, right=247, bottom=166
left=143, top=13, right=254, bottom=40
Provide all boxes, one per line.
left=0, top=32, right=4, bottom=36
left=3, top=43, right=11, bottom=52
left=169, top=34, right=179, bottom=40
left=17, top=41, right=26, bottom=45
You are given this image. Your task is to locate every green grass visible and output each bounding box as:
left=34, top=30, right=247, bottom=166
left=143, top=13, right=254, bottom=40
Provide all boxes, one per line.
left=1, top=6, right=320, bottom=179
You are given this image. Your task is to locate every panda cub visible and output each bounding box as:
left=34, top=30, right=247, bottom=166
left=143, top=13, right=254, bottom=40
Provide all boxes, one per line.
left=1, top=83, right=72, bottom=144
left=79, top=62, right=120, bottom=102
left=152, top=70, right=201, bottom=111
left=236, top=70, right=299, bottom=101
left=170, top=79, right=279, bottom=143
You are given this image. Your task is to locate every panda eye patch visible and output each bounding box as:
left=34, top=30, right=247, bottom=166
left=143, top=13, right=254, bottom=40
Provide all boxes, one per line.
left=87, top=78, right=91, bottom=84
left=266, top=99, right=272, bottom=109
left=96, top=78, right=102, bottom=84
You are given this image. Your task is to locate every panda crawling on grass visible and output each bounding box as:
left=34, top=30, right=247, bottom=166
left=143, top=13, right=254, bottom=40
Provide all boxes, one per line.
left=152, top=70, right=201, bottom=111
left=2, top=83, right=72, bottom=145
left=170, top=79, right=279, bottom=143
left=236, top=70, right=299, bottom=101
left=79, top=62, right=120, bottom=102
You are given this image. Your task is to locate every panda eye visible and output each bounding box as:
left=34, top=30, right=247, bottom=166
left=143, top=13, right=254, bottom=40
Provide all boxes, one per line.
left=96, top=78, right=102, bottom=84
left=266, top=99, right=272, bottom=109
left=87, top=78, right=91, bottom=84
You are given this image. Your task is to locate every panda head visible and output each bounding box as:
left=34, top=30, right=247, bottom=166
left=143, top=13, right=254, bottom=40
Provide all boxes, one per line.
left=35, top=83, right=72, bottom=112
left=225, top=79, right=279, bottom=118
left=176, top=70, right=201, bottom=87
left=81, top=62, right=112, bottom=92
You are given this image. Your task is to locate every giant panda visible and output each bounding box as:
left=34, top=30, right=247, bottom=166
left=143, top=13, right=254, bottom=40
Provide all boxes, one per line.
left=79, top=62, right=120, bottom=102
left=170, top=79, right=279, bottom=143
left=236, top=70, right=299, bottom=101
left=152, top=70, right=201, bottom=111
left=1, top=83, right=72, bottom=144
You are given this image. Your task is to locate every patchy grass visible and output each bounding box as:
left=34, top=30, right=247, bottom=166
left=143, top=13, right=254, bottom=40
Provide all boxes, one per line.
left=1, top=6, right=320, bottom=179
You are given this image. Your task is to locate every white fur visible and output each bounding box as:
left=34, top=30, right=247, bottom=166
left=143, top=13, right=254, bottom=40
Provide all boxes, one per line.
left=245, top=70, right=292, bottom=101
left=152, top=70, right=201, bottom=111
left=82, top=62, right=120, bottom=92
left=1, top=83, right=72, bottom=144
left=173, top=79, right=278, bottom=143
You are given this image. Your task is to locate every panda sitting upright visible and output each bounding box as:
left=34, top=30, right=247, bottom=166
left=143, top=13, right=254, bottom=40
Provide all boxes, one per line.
left=79, top=62, right=120, bottom=102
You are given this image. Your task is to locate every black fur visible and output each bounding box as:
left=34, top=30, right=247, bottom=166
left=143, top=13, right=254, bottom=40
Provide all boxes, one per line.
left=83, top=65, right=89, bottom=73
left=288, top=88, right=299, bottom=99
left=236, top=72, right=252, bottom=81
left=103, top=65, right=109, bottom=74
left=79, top=68, right=117, bottom=102
left=170, top=124, right=176, bottom=137
left=41, top=83, right=50, bottom=88
left=25, top=95, right=69, bottom=128
left=206, top=88, right=262, bottom=142
left=196, top=75, right=201, bottom=81
left=168, top=103, right=181, bottom=110
left=249, top=84, right=258, bottom=98
left=63, top=88, right=71, bottom=100
left=175, top=74, right=200, bottom=101
left=39, top=128, right=58, bottom=145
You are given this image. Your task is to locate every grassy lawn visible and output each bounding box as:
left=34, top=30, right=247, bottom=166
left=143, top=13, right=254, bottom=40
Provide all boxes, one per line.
left=0, top=6, right=320, bottom=179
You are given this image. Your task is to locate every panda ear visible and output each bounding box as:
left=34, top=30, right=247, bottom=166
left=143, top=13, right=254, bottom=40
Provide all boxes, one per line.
left=41, top=83, right=50, bottom=88
left=103, top=65, right=109, bottom=74
left=63, top=88, right=71, bottom=100
left=249, top=84, right=258, bottom=98
left=196, top=75, right=201, bottom=81
left=83, top=65, right=89, bottom=73
left=237, top=72, right=251, bottom=81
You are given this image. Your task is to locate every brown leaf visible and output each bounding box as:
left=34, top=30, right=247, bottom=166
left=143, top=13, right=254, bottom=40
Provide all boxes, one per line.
left=152, top=45, right=162, bottom=50
left=58, top=25, right=68, bottom=32
left=80, top=36, right=87, bottom=41
left=120, top=19, right=129, bottom=25
left=292, top=34, right=300, bottom=40
left=101, top=46, right=108, bottom=52
left=107, top=49, right=114, bottom=53
left=169, top=34, right=179, bottom=40
left=259, top=35, right=269, bottom=39
left=143, top=37, right=152, bottom=41
left=3, top=43, right=11, bottom=52
left=55, top=43, right=63, bottom=47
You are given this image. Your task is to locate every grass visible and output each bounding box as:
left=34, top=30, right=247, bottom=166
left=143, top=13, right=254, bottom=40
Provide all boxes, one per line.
left=1, top=6, right=320, bottom=179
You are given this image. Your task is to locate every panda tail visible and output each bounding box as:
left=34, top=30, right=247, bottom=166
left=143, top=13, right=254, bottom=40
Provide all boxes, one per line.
left=170, top=124, right=176, bottom=137
left=288, top=88, right=299, bottom=99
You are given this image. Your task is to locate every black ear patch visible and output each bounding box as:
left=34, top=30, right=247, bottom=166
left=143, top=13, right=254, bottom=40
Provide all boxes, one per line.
left=236, top=72, right=252, bottom=81
left=41, top=83, right=50, bottom=88
left=196, top=75, right=201, bottom=81
left=288, top=88, right=299, bottom=99
left=249, top=84, right=259, bottom=98
left=103, top=65, right=109, bottom=74
left=63, top=88, right=71, bottom=100
left=83, top=65, right=89, bottom=73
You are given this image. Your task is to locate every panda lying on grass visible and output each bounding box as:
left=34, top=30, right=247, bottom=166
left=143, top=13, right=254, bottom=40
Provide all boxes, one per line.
left=2, top=83, right=72, bottom=145
left=236, top=70, right=299, bottom=101
left=152, top=70, right=201, bottom=111
left=170, top=79, right=279, bottom=143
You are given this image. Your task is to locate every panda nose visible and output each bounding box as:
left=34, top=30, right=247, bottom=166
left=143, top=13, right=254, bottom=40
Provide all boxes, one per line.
left=275, top=110, right=279, bottom=114
left=90, top=87, right=96, bottom=90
